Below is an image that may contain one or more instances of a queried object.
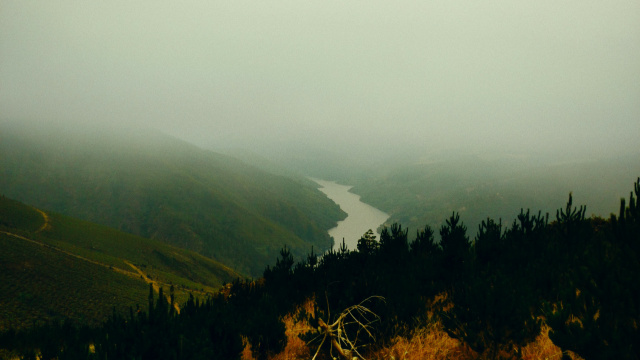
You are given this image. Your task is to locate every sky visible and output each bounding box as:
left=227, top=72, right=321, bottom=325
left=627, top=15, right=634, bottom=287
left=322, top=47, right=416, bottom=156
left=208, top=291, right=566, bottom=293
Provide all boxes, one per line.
left=1, top=1, right=639, bottom=160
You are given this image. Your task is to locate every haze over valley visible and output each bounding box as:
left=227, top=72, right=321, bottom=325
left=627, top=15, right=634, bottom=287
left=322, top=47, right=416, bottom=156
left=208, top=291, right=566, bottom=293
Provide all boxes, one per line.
left=1, top=1, right=639, bottom=358
left=2, top=1, right=639, bottom=237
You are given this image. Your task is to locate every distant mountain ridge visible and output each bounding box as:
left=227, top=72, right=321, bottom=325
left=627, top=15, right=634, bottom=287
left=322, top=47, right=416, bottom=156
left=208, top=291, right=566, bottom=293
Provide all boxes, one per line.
left=0, top=121, right=345, bottom=276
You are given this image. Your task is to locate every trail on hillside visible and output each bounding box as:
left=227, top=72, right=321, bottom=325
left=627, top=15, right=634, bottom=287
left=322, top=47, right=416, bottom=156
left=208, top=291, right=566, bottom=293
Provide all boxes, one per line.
left=125, top=260, right=181, bottom=314
left=1, top=230, right=180, bottom=313
left=35, top=208, right=50, bottom=233
left=0, top=230, right=115, bottom=271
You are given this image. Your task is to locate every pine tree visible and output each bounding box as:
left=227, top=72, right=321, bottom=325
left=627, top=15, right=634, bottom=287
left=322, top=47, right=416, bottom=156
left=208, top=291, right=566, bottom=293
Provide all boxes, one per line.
left=439, top=212, right=471, bottom=285
left=546, top=179, right=640, bottom=359
left=441, top=212, right=546, bottom=359
left=356, top=229, right=379, bottom=255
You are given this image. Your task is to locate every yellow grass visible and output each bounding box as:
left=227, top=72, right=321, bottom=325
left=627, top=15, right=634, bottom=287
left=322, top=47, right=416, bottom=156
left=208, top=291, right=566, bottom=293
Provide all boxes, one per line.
left=241, top=298, right=584, bottom=360
left=242, top=299, right=315, bottom=360
left=367, top=323, right=473, bottom=360
left=367, top=324, right=585, bottom=360
left=520, top=325, right=583, bottom=360
left=269, top=313, right=313, bottom=360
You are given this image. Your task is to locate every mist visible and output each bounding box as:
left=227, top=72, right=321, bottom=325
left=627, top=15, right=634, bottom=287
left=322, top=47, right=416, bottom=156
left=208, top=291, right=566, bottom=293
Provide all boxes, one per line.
left=2, top=1, right=639, bottom=163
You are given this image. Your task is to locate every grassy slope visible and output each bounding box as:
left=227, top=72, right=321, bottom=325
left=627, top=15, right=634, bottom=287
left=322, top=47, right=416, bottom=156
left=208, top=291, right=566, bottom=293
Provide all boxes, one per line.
left=0, top=196, right=239, bottom=330
left=37, top=211, right=240, bottom=291
left=0, top=232, right=150, bottom=331
left=0, top=122, right=344, bottom=276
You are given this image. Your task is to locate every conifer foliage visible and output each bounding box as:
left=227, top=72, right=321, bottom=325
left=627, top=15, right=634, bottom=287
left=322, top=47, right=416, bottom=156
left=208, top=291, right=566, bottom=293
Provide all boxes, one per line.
left=1, top=178, right=638, bottom=360
left=442, top=211, right=547, bottom=358
left=545, top=181, right=640, bottom=359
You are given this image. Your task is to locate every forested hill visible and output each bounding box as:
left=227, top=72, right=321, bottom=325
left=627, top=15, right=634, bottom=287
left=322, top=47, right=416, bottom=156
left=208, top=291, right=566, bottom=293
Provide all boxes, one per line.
left=0, top=121, right=345, bottom=276
left=350, top=153, right=640, bottom=238
left=3, top=178, right=638, bottom=360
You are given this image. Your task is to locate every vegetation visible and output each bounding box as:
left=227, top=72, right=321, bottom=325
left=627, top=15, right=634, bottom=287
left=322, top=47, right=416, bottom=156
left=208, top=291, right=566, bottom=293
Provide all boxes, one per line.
left=0, top=231, right=150, bottom=332
left=350, top=153, right=640, bottom=239
left=2, top=178, right=637, bottom=359
left=0, top=196, right=43, bottom=232
left=31, top=210, right=240, bottom=291
left=0, top=122, right=345, bottom=276
left=0, top=195, right=239, bottom=331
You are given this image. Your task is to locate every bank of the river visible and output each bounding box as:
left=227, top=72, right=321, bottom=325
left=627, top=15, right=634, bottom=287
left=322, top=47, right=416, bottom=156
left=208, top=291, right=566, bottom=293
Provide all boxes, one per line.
left=313, top=179, right=389, bottom=250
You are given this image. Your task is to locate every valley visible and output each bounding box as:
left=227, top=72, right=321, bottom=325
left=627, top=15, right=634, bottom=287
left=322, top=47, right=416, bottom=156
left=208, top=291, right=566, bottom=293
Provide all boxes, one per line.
left=0, top=122, right=345, bottom=276
left=313, top=179, right=389, bottom=249
left=1, top=1, right=638, bottom=357
left=1, top=117, right=638, bottom=360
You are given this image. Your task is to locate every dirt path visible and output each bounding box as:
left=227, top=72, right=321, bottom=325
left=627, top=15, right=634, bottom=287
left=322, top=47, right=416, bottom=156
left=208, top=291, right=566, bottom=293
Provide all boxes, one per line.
left=4, top=206, right=182, bottom=312
left=124, top=260, right=180, bottom=314
left=34, top=208, right=50, bottom=233
left=1, top=230, right=139, bottom=278
left=1, top=230, right=179, bottom=313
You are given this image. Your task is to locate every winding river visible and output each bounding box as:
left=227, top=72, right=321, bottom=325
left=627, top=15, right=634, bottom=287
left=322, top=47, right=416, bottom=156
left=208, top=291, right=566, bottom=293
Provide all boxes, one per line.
left=313, top=179, right=390, bottom=250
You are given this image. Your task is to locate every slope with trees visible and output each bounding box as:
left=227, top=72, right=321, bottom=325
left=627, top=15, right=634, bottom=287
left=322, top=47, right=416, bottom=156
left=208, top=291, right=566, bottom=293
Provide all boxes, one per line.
left=0, top=121, right=345, bottom=276
left=2, top=175, right=638, bottom=359
left=350, top=153, right=640, bottom=239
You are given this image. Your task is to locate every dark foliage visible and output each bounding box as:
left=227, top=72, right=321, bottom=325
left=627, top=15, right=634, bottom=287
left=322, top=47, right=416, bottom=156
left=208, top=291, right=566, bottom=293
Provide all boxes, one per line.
left=544, top=179, right=640, bottom=360
left=2, top=178, right=639, bottom=360
left=1, top=284, right=245, bottom=360
left=442, top=212, right=547, bottom=358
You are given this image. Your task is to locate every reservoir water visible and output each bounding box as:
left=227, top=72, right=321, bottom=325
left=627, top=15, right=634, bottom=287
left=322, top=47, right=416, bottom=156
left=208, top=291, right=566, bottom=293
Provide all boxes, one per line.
left=313, top=179, right=390, bottom=250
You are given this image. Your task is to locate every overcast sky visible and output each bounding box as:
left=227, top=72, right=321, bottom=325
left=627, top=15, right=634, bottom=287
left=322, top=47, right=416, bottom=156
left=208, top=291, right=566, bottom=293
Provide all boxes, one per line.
left=1, top=1, right=639, bottom=159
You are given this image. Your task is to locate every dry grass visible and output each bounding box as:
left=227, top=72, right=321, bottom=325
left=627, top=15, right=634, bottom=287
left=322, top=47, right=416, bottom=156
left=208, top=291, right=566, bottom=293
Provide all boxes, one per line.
left=367, top=323, right=474, bottom=360
left=360, top=323, right=584, bottom=360
left=242, top=299, right=315, bottom=360
left=269, top=312, right=314, bottom=360
left=241, top=338, right=254, bottom=360
left=242, top=298, right=584, bottom=360
left=520, top=325, right=583, bottom=360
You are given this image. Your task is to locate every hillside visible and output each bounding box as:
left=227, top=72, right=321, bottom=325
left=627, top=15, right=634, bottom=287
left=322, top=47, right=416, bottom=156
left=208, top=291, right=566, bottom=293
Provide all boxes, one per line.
left=4, top=178, right=637, bottom=359
left=350, top=153, right=640, bottom=238
left=0, top=195, right=240, bottom=330
left=0, top=121, right=345, bottom=276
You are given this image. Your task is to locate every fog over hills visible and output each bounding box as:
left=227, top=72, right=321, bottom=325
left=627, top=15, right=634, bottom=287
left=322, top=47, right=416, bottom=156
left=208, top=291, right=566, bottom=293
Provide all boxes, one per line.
left=1, top=3, right=640, bottom=357
left=350, top=152, right=640, bottom=239
left=1, top=0, right=639, bottom=268
left=0, top=121, right=345, bottom=276
left=1, top=1, right=638, bottom=162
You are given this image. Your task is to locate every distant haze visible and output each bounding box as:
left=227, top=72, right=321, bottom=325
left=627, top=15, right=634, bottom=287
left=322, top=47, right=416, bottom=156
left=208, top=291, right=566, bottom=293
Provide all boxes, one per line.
left=2, top=1, right=639, bottom=160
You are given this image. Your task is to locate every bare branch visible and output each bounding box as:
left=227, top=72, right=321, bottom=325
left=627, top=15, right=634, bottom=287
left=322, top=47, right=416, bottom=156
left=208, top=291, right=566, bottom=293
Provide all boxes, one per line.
left=310, top=296, right=385, bottom=360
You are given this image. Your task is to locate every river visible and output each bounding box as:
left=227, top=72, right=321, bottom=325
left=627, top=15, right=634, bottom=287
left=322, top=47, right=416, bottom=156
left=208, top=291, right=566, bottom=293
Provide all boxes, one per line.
left=313, top=179, right=390, bottom=250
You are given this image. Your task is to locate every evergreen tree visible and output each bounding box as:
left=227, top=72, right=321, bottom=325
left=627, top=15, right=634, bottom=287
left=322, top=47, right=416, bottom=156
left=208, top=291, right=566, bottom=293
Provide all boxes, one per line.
left=410, top=225, right=442, bottom=302
left=442, top=214, right=544, bottom=359
left=439, top=212, right=471, bottom=286
left=356, top=229, right=379, bottom=255
left=410, top=225, right=438, bottom=257
left=379, top=223, right=409, bottom=258
left=546, top=179, right=640, bottom=359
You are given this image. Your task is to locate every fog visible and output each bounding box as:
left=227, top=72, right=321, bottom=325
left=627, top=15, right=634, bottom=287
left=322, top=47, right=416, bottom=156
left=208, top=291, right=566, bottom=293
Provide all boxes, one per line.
left=2, top=1, right=639, bottom=162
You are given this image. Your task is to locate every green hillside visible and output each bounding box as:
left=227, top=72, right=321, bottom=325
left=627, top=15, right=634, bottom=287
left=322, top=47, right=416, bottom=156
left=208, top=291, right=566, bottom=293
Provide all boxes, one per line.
left=0, top=121, right=345, bottom=276
left=0, top=196, right=42, bottom=232
left=351, top=153, right=640, bottom=238
left=0, top=196, right=239, bottom=331
left=0, top=232, right=149, bottom=332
